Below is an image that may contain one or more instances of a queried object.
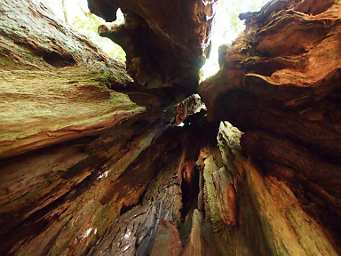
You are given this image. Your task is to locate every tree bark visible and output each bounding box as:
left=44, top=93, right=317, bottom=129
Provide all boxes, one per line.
left=0, top=0, right=340, bottom=255
left=88, top=0, right=217, bottom=93
left=0, top=1, right=209, bottom=255
left=199, top=0, right=341, bottom=253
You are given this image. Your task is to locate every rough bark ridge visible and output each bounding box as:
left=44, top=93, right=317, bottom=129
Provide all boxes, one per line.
left=0, top=0, right=340, bottom=255
left=200, top=0, right=341, bottom=252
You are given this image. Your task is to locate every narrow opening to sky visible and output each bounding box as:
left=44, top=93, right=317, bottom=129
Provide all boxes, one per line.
left=43, top=0, right=270, bottom=78
left=41, top=0, right=126, bottom=62
left=201, top=0, right=271, bottom=80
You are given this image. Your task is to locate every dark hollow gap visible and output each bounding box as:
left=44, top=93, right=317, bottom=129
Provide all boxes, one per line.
left=42, top=51, right=76, bottom=67
left=180, top=165, right=200, bottom=219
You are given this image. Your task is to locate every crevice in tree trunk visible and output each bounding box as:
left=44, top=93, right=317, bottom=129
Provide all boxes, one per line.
left=0, top=0, right=340, bottom=255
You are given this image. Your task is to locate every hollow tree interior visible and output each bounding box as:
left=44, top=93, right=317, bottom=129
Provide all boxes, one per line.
left=0, top=0, right=340, bottom=255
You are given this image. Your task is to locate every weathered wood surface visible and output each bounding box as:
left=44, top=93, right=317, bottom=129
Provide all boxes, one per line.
left=0, top=0, right=173, bottom=254
left=88, top=0, right=217, bottom=92
left=198, top=0, right=341, bottom=253
left=0, top=67, right=146, bottom=158
left=0, top=1, right=210, bottom=255
left=0, top=0, right=145, bottom=159
left=0, top=0, right=340, bottom=255
left=199, top=122, right=339, bottom=255
left=200, top=0, right=341, bottom=124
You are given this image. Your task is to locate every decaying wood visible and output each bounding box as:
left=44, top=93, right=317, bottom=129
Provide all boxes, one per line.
left=0, top=67, right=147, bottom=158
left=0, top=0, right=340, bottom=255
left=89, top=0, right=217, bottom=93
left=0, top=0, right=185, bottom=254
left=239, top=159, right=338, bottom=256
left=200, top=1, right=341, bottom=118
left=198, top=0, right=341, bottom=252
left=198, top=122, right=339, bottom=255
left=0, top=0, right=144, bottom=159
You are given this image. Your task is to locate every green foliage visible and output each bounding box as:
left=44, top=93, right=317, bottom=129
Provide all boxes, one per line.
left=62, top=0, right=126, bottom=62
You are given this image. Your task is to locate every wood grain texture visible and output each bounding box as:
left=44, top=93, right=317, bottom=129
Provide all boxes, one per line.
left=0, top=0, right=340, bottom=255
